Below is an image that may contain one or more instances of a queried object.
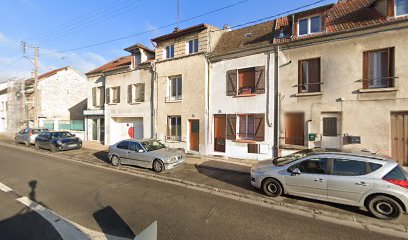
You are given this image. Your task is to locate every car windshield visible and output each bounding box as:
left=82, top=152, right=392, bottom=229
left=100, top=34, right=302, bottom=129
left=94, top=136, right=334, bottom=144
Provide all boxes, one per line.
left=141, top=141, right=166, bottom=152
left=51, top=132, right=73, bottom=138
left=273, top=149, right=315, bottom=166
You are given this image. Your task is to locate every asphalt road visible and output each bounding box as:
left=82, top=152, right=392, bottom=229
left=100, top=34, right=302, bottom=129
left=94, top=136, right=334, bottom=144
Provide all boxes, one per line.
left=0, top=145, right=403, bottom=240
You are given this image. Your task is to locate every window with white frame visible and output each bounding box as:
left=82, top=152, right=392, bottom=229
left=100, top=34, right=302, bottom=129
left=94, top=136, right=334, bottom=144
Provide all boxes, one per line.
left=396, top=0, right=408, bottom=16
left=109, top=86, right=120, bottom=104
left=167, top=76, right=182, bottom=101
left=298, top=15, right=322, bottom=36
left=128, top=83, right=145, bottom=103
left=165, top=45, right=175, bottom=59
left=167, top=116, right=181, bottom=141
left=188, top=38, right=199, bottom=54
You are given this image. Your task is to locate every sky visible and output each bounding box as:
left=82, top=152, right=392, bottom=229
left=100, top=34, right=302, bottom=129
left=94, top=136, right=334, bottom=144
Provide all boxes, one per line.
left=0, top=0, right=336, bottom=82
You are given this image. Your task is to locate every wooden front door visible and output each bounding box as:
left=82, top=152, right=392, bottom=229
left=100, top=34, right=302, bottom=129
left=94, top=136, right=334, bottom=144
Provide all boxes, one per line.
left=189, top=120, right=199, bottom=152
left=391, top=112, right=408, bottom=166
left=285, top=113, right=305, bottom=146
left=214, top=115, right=226, bottom=152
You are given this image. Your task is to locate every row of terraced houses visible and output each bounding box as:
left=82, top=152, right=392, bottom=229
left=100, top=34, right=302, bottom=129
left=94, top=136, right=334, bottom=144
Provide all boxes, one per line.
left=81, top=0, right=408, bottom=165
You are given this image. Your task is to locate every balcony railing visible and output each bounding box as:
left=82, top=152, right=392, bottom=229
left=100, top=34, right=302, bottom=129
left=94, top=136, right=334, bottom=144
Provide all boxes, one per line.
left=165, top=95, right=182, bottom=102
left=360, top=76, right=397, bottom=89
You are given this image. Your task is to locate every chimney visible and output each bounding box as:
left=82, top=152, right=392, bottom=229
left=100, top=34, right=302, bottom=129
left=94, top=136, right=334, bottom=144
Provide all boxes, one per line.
left=223, top=24, right=231, bottom=32
left=173, top=27, right=181, bottom=33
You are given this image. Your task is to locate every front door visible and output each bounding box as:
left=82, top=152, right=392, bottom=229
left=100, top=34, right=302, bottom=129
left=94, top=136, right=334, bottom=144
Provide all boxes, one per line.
left=285, top=113, right=305, bottom=146
left=321, top=113, right=341, bottom=149
left=189, top=120, right=199, bottom=152
left=391, top=112, right=408, bottom=166
left=214, top=115, right=226, bottom=152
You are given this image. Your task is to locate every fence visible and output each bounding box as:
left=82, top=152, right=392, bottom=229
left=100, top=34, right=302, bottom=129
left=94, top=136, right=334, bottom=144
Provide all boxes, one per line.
left=42, top=120, right=84, bottom=131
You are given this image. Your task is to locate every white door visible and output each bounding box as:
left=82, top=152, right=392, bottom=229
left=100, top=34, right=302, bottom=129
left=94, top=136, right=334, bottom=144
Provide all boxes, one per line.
left=133, top=118, right=144, bottom=139
left=321, top=113, right=341, bottom=149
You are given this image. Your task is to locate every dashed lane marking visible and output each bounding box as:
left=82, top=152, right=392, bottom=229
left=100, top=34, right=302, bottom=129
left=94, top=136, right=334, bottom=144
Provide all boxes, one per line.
left=0, top=182, right=12, bottom=192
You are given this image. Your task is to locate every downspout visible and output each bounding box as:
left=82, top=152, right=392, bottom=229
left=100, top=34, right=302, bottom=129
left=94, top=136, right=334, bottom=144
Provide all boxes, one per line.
left=273, top=45, right=280, bottom=158
left=205, top=54, right=211, bottom=155
left=150, top=62, right=156, bottom=139
left=151, top=62, right=158, bottom=139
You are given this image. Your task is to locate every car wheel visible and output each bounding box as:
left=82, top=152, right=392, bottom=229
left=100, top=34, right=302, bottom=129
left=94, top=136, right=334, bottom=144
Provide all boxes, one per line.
left=368, top=195, right=402, bottom=220
left=34, top=142, right=40, bottom=150
left=152, top=159, right=164, bottom=173
left=111, top=155, right=121, bottom=167
left=262, top=178, right=283, bottom=197
left=50, top=144, right=59, bottom=153
left=24, top=140, right=30, bottom=147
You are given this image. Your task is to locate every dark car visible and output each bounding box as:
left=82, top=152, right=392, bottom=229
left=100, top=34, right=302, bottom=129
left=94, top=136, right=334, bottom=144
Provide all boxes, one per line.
left=35, top=131, right=82, bottom=152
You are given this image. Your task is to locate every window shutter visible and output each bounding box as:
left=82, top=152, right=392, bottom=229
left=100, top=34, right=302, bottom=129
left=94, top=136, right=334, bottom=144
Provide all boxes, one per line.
left=254, top=114, right=265, bottom=142
left=321, top=15, right=326, bottom=32
left=298, top=61, right=303, bottom=93
left=128, top=85, right=132, bottom=103
left=309, top=58, right=321, bottom=92
left=105, top=88, right=110, bottom=104
left=92, top=87, right=96, bottom=106
left=226, top=70, right=237, bottom=96
left=388, top=47, right=395, bottom=88
left=99, top=87, right=105, bottom=106
left=363, top=51, right=370, bottom=89
left=226, top=114, right=237, bottom=140
left=117, top=87, right=121, bottom=103
left=387, top=0, right=395, bottom=16
left=140, top=84, right=145, bottom=102
left=255, top=66, right=266, bottom=94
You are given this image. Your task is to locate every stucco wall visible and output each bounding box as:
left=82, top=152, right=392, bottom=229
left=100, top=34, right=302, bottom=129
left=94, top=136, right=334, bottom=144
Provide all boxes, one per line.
left=209, top=52, right=275, bottom=160
left=279, top=23, right=408, bottom=156
left=0, top=82, right=8, bottom=132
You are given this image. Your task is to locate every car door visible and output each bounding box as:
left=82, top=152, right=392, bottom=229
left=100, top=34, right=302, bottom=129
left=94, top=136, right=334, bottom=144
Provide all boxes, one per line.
left=114, top=141, right=130, bottom=164
left=41, top=133, right=52, bottom=149
left=15, top=129, right=25, bottom=143
left=128, top=142, right=152, bottom=168
left=327, top=158, right=378, bottom=205
left=284, top=157, right=329, bottom=201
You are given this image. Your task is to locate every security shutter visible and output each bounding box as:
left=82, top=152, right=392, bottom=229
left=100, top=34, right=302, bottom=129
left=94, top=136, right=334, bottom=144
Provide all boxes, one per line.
left=254, top=114, right=265, bottom=142
left=226, top=70, right=237, bottom=96
left=226, top=114, right=237, bottom=140
left=128, top=85, right=133, bottom=103
left=255, top=66, right=266, bottom=94
left=105, top=88, right=110, bottom=104
left=92, top=87, right=96, bottom=106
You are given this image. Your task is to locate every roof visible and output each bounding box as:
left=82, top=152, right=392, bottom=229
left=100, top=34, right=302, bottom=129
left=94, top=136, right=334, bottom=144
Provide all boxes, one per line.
left=25, top=66, right=70, bottom=85
left=86, top=56, right=132, bottom=75
left=211, top=20, right=276, bottom=57
left=151, top=24, right=208, bottom=43
left=124, top=43, right=155, bottom=54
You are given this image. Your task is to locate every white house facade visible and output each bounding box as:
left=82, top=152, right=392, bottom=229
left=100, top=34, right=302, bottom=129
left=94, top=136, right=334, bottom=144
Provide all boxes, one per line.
left=0, top=82, right=8, bottom=133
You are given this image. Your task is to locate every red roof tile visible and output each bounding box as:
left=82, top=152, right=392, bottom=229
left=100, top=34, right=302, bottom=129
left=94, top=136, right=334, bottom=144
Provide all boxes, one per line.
left=86, top=56, right=132, bottom=75
left=151, top=24, right=208, bottom=43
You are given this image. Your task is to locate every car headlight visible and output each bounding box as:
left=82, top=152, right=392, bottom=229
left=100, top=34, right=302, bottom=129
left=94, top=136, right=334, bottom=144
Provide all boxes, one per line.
left=56, top=140, right=62, bottom=145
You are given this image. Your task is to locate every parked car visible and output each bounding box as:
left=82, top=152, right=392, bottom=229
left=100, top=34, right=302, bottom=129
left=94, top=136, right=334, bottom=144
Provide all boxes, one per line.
left=251, top=149, right=408, bottom=220
left=108, top=139, right=185, bottom=173
left=34, top=131, right=82, bottom=152
left=15, top=128, right=48, bottom=146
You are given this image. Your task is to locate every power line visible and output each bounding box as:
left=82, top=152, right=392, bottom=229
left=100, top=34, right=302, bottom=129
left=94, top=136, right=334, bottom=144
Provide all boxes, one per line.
left=0, top=56, right=24, bottom=75
left=40, top=0, right=251, bottom=56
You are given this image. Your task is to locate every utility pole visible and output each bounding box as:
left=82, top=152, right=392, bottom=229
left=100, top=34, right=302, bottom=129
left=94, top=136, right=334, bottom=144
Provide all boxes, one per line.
left=21, top=41, right=39, bottom=128
left=177, top=0, right=180, bottom=28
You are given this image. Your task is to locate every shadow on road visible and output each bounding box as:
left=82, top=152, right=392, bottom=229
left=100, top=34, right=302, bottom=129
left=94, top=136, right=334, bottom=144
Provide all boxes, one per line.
left=93, top=151, right=110, bottom=164
left=93, top=205, right=135, bottom=239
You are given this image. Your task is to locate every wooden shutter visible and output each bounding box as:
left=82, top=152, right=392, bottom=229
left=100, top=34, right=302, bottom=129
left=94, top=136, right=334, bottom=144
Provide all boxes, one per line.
left=92, top=87, right=96, bottom=106
left=226, top=114, right=237, bottom=140
left=226, top=70, right=237, bottom=96
left=387, top=0, right=395, bottom=16
left=255, top=66, right=266, bottom=94
left=105, top=88, right=110, bottom=104
left=127, top=85, right=132, bottom=103
left=99, top=87, right=105, bottom=106
left=254, top=114, right=265, bottom=142
left=140, top=83, right=145, bottom=102
left=298, top=61, right=303, bottom=93
left=363, top=51, right=370, bottom=89
left=116, top=87, right=121, bottom=103
left=309, top=58, right=321, bottom=92
left=388, top=47, right=395, bottom=87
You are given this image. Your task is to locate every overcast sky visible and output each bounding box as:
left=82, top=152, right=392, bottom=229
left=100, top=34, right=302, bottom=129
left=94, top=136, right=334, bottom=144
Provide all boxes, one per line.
left=0, top=0, right=335, bottom=82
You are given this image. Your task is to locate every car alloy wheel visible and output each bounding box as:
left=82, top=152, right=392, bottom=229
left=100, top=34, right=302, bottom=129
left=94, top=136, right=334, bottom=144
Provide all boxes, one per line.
left=368, top=195, right=402, bottom=220
left=34, top=142, right=40, bottom=150
left=153, top=160, right=164, bottom=173
left=262, top=178, right=283, bottom=198
left=111, top=155, right=120, bottom=166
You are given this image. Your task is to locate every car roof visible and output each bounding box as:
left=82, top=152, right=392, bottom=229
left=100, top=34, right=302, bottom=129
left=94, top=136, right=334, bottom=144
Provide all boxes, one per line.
left=307, top=148, right=394, bottom=162
left=121, top=138, right=158, bottom=143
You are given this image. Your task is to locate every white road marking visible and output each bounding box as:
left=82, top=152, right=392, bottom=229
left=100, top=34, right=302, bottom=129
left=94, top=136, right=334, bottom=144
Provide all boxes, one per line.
left=16, top=196, right=157, bottom=240
left=0, top=182, right=12, bottom=192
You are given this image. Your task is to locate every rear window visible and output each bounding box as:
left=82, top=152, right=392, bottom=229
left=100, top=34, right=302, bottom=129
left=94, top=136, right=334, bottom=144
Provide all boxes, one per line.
left=116, top=141, right=130, bottom=150
left=384, top=166, right=408, bottom=181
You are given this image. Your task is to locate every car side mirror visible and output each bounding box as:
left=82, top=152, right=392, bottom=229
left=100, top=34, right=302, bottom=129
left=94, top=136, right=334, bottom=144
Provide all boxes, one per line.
left=72, top=134, right=76, bottom=137
left=138, top=149, right=144, bottom=153
left=291, top=168, right=301, bottom=176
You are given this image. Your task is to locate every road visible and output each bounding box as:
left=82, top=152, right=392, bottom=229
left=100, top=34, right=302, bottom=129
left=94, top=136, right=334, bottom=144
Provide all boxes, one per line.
left=0, top=144, right=403, bottom=240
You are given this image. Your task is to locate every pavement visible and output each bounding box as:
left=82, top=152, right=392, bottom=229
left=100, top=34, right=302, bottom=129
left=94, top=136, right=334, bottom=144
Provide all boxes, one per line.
left=0, top=144, right=405, bottom=240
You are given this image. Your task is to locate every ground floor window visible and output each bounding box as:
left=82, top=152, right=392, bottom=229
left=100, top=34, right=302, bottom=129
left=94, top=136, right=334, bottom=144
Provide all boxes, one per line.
left=167, top=116, right=182, bottom=141
left=238, top=114, right=265, bottom=142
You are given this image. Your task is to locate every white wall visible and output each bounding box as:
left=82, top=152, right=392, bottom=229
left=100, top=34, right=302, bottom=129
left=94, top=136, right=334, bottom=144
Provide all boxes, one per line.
left=0, top=82, right=8, bottom=132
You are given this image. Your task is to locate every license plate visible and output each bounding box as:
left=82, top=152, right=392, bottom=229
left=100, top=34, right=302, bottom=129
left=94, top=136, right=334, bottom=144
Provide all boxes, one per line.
left=68, top=144, right=77, bottom=148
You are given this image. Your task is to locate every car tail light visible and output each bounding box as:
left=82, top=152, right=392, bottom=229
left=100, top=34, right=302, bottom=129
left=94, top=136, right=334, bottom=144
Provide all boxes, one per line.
left=383, top=178, right=408, bottom=189
left=29, top=129, right=33, bottom=136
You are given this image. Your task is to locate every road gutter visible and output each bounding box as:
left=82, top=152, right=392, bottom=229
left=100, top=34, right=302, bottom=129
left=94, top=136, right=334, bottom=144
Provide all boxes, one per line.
left=1, top=142, right=407, bottom=238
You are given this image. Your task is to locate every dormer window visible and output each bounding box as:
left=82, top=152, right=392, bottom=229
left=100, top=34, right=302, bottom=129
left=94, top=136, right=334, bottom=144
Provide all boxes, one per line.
left=298, top=15, right=322, bottom=36
left=396, top=0, right=408, bottom=16
left=165, top=45, right=175, bottom=59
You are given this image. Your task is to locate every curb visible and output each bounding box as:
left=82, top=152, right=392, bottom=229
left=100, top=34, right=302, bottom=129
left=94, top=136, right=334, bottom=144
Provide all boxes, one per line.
left=0, top=142, right=407, bottom=238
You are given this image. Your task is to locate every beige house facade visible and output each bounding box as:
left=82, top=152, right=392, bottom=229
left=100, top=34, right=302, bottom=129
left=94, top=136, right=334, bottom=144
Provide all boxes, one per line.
left=152, top=24, right=222, bottom=154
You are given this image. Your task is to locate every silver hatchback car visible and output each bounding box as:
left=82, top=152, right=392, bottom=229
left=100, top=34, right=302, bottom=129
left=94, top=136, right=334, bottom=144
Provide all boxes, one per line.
left=251, top=149, right=408, bottom=220
left=15, top=128, right=48, bottom=146
left=108, top=139, right=185, bottom=173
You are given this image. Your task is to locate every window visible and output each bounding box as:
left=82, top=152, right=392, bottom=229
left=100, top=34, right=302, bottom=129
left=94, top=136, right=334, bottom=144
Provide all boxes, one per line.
left=294, top=158, right=327, bottom=174
left=298, top=16, right=322, bottom=36
left=238, top=114, right=265, bottom=142
left=285, top=113, right=305, bottom=146
left=226, top=66, right=265, bottom=96
left=112, top=87, right=120, bottom=103
left=165, top=45, right=175, bottom=59
left=363, top=48, right=395, bottom=89
left=167, top=116, right=181, bottom=141
left=298, top=58, right=321, bottom=93
left=188, top=38, right=199, bottom=54
left=323, top=117, right=337, bottom=137
left=92, top=86, right=105, bottom=107
left=129, top=142, right=144, bottom=152
left=168, top=76, right=182, bottom=101
left=384, top=166, right=408, bottom=180
left=332, top=159, right=366, bottom=176
left=396, top=0, right=408, bottom=16
left=117, top=141, right=130, bottom=150
left=128, top=83, right=145, bottom=103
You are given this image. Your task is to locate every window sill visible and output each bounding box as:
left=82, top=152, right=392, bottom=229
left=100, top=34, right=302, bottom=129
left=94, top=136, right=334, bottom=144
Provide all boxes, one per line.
left=358, top=88, right=398, bottom=93
left=165, top=139, right=184, bottom=143
left=233, top=94, right=258, bottom=98
left=234, top=139, right=257, bottom=143
left=295, top=92, right=322, bottom=97
left=107, top=103, right=118, bottom=105
left=165, top=99, right=182, bottom=103
left=129, top=102, right=143, bottom=105
left=280, top=144, right=308, bottom=150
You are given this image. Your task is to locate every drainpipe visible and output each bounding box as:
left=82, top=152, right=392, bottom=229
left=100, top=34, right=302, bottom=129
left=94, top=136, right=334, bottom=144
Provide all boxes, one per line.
left=273, top=46, right=280, bottom=158
left=150, top=62, right=156, bottom=139
left=205, top=54, right=211, bottom=156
